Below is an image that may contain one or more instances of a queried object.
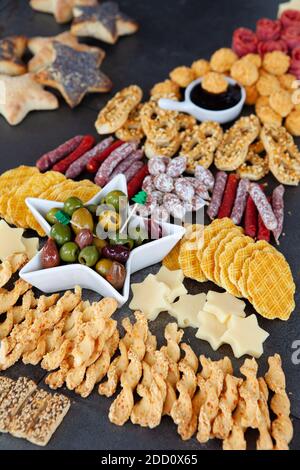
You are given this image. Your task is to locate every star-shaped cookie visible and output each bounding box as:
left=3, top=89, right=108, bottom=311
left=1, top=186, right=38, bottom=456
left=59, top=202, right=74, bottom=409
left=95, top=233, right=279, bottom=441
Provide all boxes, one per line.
left=71, top=1, right=139, bottom=44
left=221, top=314, right=269, bottom=358
left=0, top=73, right=58, bottom=125
left=28, top=31, right=105, bottom=73
left=0, top=36, right=27, bottom=76
left=30, top=0, right=97, bottom=24
left=129, top=274, right=171, bottom=321
left=35, top=42, right=112, bottom=107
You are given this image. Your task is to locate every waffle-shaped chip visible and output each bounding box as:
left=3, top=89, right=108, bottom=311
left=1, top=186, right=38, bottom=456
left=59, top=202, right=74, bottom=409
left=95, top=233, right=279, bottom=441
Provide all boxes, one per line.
left=178, top=232, right=205, bottom=282
left=214, top=228, right=245, bottom=286
left=219, top=236, right=253, bottom=297
left=247, top=251, right=295, bottom=320
left=163, top=241, right=181, bottom=271
left=239, top=246, right=274, bottom=299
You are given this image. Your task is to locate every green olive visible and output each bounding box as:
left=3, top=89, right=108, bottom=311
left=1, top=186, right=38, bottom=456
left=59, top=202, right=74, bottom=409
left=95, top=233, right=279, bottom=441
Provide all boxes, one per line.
left=71, top=208, right=94, bottom=235
left=95, top=258, right=113, bottom=277
left=101, top=190, right=127, bottom=212
left=109, top=233, right=134, bottom=250
left=93, top=237, right=108, bottom=255
left=59, top=242, right=79, bottom=263
left=98, top=210, right=121, bottom=232
left=50, top=222, right=72, bottom=246
left=85, top=204, right=97, bottom=215
left=63, top=197, right=83, bottom=217
left=78, top=245, right=99, bottom=267
left=45, top=207, right=60, bottom=225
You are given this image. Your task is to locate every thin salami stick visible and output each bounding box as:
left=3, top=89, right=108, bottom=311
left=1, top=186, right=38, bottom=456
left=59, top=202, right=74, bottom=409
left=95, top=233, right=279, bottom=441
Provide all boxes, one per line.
left=249, top=183, right=278, bottom=231
left=231, top=178, right=250, bottom=225
left=36, top=135, right=84, bottom=171
left=218, top=174, right=239, bottom=219
left=52, top=135, right=96, bottom=174
left=258, top=196, right=271, bottom=242
left=127, top=164, right=149, bottom=199
left=86, top=139, right=124, bottom=173
left=207, top=171, right=228, bottom=220
left=95, top=142, right=138, bottom=187
left=244, top=195, right=257, bottom=239
left=123, top=161, right=144, bottom=182
left=272, top=184, right=285, bottom=245
left=65, top=137, right=114, bottom=179
left=109, top=149, right=144, bottom=180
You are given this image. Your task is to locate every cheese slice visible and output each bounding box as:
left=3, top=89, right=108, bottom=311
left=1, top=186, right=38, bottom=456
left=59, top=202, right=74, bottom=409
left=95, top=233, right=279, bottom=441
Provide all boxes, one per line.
left=168, top=293, right=206, bottom=328
left=155, top=266, right=187, bottom=302
left=203, top=290, right=246, bottom=323
left=129, top=274, right=171, bottom=321
left=0, top=220, right=25, bottom=262
left=220, top=314, right=269, bottom=358
left=196, top=310, right=227, bottom=351
left=22, top=237, right=39, bottom=260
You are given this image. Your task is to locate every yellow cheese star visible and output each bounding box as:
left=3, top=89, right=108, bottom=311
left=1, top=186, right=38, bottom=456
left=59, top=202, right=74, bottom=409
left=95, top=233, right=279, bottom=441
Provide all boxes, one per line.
left=196, top=310, right=227, bottom=351
left=155, top=266, right=187, bottom=303
left=203, top=291, right=246, bottom=323
left=129, top=274, right=171, bottom=321
left=278, top=0, right=300, bottom=17
left=221, top=314, right=269, bottom=359
left=0, top=73, right=58, bottom=125
left=169, top=293, right=206, bottom=328
left=0, top=220, right=26, bottom=261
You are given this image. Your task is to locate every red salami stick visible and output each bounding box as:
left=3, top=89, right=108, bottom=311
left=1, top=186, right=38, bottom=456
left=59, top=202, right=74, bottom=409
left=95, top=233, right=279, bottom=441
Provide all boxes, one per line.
left=218, top=174, right=239, bottom=219
left=86, top=139, right=124, bottom=173
left=257, top=196, right=271, bottom=242
left=127, top=164, right=149, bottom=199
left=53, top=135, right=95, bottom=174
left=36, top=135, right=84, bottom=171
left=244, top=195, right=258, bottom=239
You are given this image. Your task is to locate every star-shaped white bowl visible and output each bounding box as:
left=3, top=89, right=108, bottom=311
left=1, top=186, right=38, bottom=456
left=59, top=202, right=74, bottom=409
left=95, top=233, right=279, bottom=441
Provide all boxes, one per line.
left=20, top=174, right=185, bottom=306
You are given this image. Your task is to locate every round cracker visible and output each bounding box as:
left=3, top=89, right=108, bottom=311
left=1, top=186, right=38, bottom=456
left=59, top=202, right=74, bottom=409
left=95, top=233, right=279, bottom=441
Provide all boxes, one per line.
left=197, top=217, right=234, bottom=268
left=214, top=227, right=244, bottom=285
left=163, top=241, right=181, bottom=271
left=219, top=235, right=252, bottom=296
left=247, top=251, right=295, bottom=320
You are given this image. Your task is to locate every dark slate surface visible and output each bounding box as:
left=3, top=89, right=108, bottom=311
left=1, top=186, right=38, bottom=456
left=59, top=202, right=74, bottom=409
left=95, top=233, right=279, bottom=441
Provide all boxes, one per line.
left=0, top=0, right=299, bottom=450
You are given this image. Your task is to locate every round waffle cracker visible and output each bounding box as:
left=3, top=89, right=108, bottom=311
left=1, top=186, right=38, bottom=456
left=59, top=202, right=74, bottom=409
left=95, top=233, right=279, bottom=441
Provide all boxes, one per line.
left=197, top=217, right=234, bottom=268
left=229, top=240, right=269, bottom=294
left=201, top=226, right=242, bottom=282
left=163, top=241, right=181, bottom=271
left=247, top=251, right=295, bottom=320
left=214, top=227, right=244, bottom=285
left=179, top=227, right=206, bottom=282
left=219, top=235, right=252, bottom=296
left=239, top=244, right=275, bottom=299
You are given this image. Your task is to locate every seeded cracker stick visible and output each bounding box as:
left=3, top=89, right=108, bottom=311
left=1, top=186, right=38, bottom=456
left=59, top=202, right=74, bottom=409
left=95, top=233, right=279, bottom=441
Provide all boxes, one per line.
left=207, top=171, right=228, bottom=220
left=0, top=377, right=37, bottom=432
left=218, top=174, right=239, bottom=219
left=53, top=135, right=95, bottom=173
left=244, top=195, right=257, bottom=238
left=65, top=137, right=114, bottom=178
left=36, top=135, right=84, bottom=171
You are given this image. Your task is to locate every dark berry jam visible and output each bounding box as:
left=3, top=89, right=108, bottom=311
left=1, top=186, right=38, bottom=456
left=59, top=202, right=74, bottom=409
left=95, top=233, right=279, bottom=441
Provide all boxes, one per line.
left=190, top=83, right=242, bottom=111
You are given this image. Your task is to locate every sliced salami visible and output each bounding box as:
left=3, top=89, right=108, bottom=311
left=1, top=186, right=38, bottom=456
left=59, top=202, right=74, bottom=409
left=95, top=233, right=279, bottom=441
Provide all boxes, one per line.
left=191, top=195, right=206, bottom=212
left=230, top=178, right=250, bottom=225
left=207, top=171, right=228, bottom=220
left=249, top=183, right=278, bottom=231
left=36, top=135, right=84, bottom=171
left=109, top=149, right=143, bottom=180
left=256, top=18, right=281, bottom=42
left=95, top=141, right=138, bottom=186
left=154, top=174, right=174, bottom=193
left=194, top=165, right=215, bottom=191
left=166, top=156, right=186, bottom=177
left=185, top=177, right=210, bottom=200
left=148, top=157, right=167, bottom=176
left=151, top=205, right=169, bottom=222
left=232, top=27, right=258, bottom=57
left=163, top=193, right=186, bottom=220
left=142, top=175, right=155, bottom=193
left=65, top=137, right=113, bottom=178
left=257, top=39, right=288, bottom=55
left=124, top=161, right=144, bottom=182
left=174, top=178, right=195, bottom=202
left=281, top=25, right=300, bottom=50
left=272, top=184, right=285, bottom=244
left=151, top=190, right=164, bottom=204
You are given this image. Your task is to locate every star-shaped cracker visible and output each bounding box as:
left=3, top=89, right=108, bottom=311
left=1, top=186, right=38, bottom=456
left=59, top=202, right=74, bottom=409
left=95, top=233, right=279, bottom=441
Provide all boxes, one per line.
left=28, top=31, right=105, bottom=73
left=30, top=0, right=97, bottom=24
left=35, top=42, right=112, bottom=107
left=221, top=314, right=269, bottom=359
left=129, top=274, right=171, bottom=321
left=155, top=266, right=187, bottom=303
left=203, top=291, right=246, bottom=323
left=0, top=36, right=27, bottom=76
left=71, top=1, right=139, bottom=44
left=169, top=293, right=206, bottom=328
left=0, top=73, right=58, bottom=125
left=196, top=310, right=227, bottom=351
left=0, top=220, right=26, bottom=262
left=278, top=0, right=300, bottom=17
